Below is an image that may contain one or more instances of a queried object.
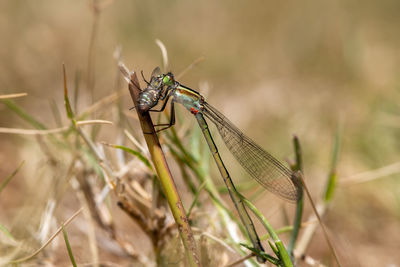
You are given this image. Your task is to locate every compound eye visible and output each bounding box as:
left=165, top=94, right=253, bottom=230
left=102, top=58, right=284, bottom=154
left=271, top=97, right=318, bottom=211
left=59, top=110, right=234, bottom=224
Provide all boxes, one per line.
left=163, top=75, right=172, bottom=84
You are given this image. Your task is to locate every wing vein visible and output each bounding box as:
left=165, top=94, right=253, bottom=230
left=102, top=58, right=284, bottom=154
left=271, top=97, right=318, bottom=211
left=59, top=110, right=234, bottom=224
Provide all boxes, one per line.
left=202, top=102, right=301, bottom=202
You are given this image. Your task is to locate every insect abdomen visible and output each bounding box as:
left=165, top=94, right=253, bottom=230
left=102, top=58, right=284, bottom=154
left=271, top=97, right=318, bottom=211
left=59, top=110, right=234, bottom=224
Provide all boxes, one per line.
left=138, top=89, right=159, bottom=113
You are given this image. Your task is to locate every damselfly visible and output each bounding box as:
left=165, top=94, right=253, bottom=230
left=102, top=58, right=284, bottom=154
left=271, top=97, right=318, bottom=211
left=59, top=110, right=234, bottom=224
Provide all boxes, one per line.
left=138, top=67, right=302, bottom=262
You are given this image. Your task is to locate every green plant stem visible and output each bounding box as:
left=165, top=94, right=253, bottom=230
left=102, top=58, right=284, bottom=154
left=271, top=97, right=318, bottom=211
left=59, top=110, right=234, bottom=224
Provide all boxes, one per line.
left=239, top=193, right=293, bottom=267
left=240, top=244, right=280, bottom=265
left=186, top=180, right=207, bottom=218
left=260, top=225, right=295, bottom=241
left=324, top=126, right=342, bottom=202
left=127, top=71, right=200, bottom=267
left=1, top=99, right=47, bottom=129
left=62, top=225, right=77, bottom=267
left=0, top=161, right=24, bottom=194
left=287, top=136, right=304, bottom=257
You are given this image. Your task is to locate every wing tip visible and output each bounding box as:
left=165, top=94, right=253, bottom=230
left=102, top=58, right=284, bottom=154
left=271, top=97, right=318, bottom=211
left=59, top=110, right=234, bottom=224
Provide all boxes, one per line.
left=276, top=172, right=304, bottom=203
left=289, top=172, right=303, bottom=202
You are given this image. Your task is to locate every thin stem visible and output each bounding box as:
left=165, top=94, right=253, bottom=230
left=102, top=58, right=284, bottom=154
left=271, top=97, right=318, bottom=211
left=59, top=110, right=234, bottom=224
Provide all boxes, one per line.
left=240, top=193, right=293, bottom=267
left=0, top=161, right=24, bottom=194
left=126, top=70, right=201, bottom=267
left=186, top=180, right=207, bottom=218
left=297, top=173, right=342, bottom=267
left=324, top=126, right=342, bottom=202
left=225, top=253, right=255, bottom=267
left=287, top=136, right=304, bottom=257
left=10, top=208, right=83, bottom=264
left=0, top=93, right=27, bottom=99
left=62, top=225, right=78, bottom=267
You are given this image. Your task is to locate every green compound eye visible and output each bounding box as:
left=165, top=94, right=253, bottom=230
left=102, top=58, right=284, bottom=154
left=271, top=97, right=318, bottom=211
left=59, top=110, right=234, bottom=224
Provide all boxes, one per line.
left=162, top=75, right=170, bottom=85
left=162, top=73, right=175, bottom=85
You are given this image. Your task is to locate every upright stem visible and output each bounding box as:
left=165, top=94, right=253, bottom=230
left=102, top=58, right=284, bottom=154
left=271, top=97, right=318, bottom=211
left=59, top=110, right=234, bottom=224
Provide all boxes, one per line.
left=127, top=71, right=200, bottom=267
left=288, top=136, right=304, bottom=257
left=241, top=195, right=293, bottom=267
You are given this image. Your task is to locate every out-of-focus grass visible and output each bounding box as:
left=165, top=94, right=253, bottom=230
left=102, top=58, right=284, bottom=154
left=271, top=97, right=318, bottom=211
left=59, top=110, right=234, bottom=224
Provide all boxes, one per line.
left=1, top=0, right=400, bottom=266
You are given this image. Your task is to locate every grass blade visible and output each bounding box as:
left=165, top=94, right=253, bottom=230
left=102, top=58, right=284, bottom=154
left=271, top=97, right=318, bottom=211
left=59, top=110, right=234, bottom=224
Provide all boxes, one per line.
left=63, top=64, right=75, bottom=120
left=287, top=136, right=304, bottom=256
left=324, top=125, right=342, bottom=202
left=1, top=99, right=46, bottom=129
left=105, top=143, right=153, bottom=170
left=50, top=99, right=63, bottom=128
left=239, top=192, right=293, bottom=267
left=0, top=224, right=15, bottom=240
left=240, top=243, right=280, bottom=265
left=186, top=180, right=207, bottom=218
left=297, top=173, right=342, bottom=267
left=11, top=208, right=83, bottom=264
left=0, top=161, right=24, bottom=194
left=62, top=225, right=77, bottom=267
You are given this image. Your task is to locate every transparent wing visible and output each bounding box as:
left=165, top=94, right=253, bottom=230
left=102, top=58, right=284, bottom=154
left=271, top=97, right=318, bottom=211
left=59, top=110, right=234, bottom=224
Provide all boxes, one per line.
left=151, top=66, right=161, bottom=78
left=202, top=102, right=302, bottom=202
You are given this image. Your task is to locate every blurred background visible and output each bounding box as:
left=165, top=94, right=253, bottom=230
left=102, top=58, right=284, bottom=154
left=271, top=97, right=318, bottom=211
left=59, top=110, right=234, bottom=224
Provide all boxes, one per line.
left=1, top=0, right=400, bottom=266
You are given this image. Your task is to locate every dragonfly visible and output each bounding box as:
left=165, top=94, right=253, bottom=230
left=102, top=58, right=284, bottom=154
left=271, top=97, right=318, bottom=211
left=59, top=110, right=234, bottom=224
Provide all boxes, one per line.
left=137, top=67, right=302, bottom=263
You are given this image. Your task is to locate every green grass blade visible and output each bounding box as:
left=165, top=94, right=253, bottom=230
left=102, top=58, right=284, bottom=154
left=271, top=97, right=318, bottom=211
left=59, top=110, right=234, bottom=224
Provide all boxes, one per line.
left=1, top=99, right=46, bottom=129
left=240, top=192, right=293, bottom=267
left=62, top=225, right=77, bottom=267
left=186, top=180, right=207, bottom=218
left=81, top=146, right=104, bottom=179
left=218, top=180, right=258, bottom=195
left=0, top=161, right=24, bottom=194
left=63, top=64, right=75, bottom=120
left=268, top=239, right=279, bottom=257
left=111, top=144, right=153, bottom=170
left=168, top=145, right=197, bottom=194
left=73, top=69, right=81, bottom=113
left=240, top=243, right=280, bottom=265
left=324, top=172, right=337, bottom=202
left=164, top=121, right=198, bottom=165
left=0, top=224, right=15, bottom=240
left=287, top=136, right=304, bottom=256
left=260, top=225, right=296, bottom=241
left=50, top=99, right=63, bottom=128
left=324, top=125, right=342, bottom=202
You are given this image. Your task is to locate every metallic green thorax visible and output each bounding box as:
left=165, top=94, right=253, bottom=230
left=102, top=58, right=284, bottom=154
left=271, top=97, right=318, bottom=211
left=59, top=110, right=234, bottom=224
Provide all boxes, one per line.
left=173, top=85, right=203, bottom=113
left=148, top=71, right=205, bottom=114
